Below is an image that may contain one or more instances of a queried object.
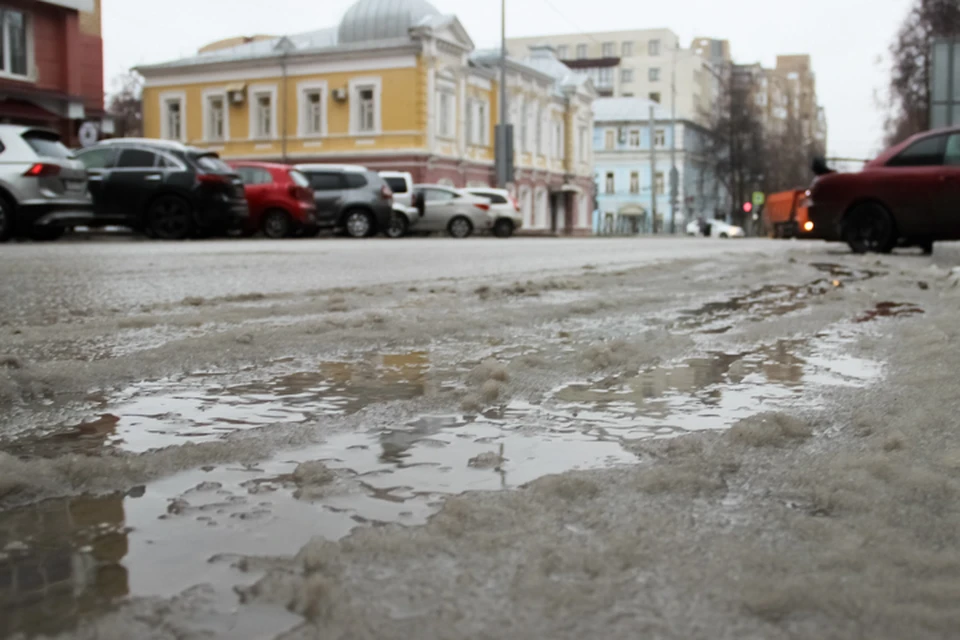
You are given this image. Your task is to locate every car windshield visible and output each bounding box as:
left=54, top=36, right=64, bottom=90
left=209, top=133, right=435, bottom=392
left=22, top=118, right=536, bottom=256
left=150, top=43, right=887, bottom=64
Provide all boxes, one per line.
left=193, top=154, right=233, bottom=173
left=22, top=131, right=73, bottom=159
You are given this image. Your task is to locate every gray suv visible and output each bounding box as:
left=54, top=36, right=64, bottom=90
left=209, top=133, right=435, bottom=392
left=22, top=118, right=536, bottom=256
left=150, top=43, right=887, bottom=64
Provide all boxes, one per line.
left=0, top=125, right=92, bottom=242
left=294, top=164, right=393, bottom=238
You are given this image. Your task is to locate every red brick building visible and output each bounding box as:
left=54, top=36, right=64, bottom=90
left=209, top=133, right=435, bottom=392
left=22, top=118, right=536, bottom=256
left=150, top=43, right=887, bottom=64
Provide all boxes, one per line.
left=0, top=0, right=106, bottom=147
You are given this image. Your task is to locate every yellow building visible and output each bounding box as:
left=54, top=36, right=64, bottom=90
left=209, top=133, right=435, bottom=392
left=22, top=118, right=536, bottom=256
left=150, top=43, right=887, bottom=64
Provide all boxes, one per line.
left=136, top=0, right=596, bottom=235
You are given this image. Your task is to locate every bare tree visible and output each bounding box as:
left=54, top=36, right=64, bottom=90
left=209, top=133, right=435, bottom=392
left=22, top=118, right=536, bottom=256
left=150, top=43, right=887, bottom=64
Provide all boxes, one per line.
left=885, top=0, right=960, bottom=146
left=107, top=71, right=144, bottom=138
left=700, top=65, right=767, bottom=226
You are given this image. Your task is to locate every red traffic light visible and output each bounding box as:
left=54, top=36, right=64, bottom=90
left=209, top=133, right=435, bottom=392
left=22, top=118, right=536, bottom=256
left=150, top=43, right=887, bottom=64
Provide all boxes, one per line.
left=743, top=202, right=753, bottom=213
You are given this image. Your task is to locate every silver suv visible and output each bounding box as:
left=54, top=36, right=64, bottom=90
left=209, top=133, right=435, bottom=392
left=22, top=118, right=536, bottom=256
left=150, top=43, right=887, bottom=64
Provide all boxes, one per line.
left=294, top=164, right=394, bottom=238
left=0, top=125, right=91, bottom=242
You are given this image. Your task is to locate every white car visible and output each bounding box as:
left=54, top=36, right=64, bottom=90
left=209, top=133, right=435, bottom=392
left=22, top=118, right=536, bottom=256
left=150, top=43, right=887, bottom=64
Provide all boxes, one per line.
left=412, top=184, right=494, bottom=238
left=686, top=219, right=746, bottom=238
left=464, top=187, right=523, bottom=238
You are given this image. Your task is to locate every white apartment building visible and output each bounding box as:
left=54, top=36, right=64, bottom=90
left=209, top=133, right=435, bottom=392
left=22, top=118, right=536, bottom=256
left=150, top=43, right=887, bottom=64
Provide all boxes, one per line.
left=508, top=29, right=717, bottom=122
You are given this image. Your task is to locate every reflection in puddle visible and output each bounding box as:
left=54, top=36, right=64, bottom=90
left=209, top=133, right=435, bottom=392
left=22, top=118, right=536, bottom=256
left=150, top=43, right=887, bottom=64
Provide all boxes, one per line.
left=10, top=353, right=431, bottom=457
left=856, top=301, right=924, bottom=323
left=0, top=495, right=129, bottom=639
left=547, top=334, right=880, bottom=438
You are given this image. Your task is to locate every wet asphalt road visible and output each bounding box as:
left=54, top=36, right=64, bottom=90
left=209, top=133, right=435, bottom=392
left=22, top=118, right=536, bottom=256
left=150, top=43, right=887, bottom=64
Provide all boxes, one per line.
left=0, top=236, right=795, bottom=324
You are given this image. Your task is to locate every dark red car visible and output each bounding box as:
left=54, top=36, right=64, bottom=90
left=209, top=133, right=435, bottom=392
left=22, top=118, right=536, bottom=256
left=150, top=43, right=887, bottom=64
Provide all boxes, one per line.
left=229, top=161, right=317, bottom=238
left=807, top=126, right=960, bottom=254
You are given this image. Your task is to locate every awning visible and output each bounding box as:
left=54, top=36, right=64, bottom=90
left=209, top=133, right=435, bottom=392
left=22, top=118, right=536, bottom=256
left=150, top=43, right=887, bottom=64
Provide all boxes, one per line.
left=551, top=184, right=584, bottom=195
left=0, top=99, right=59, bottom=123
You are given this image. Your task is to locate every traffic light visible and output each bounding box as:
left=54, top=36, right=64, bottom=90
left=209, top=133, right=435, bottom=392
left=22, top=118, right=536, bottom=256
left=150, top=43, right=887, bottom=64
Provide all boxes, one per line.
left=743, top=202, right=753, bottom=214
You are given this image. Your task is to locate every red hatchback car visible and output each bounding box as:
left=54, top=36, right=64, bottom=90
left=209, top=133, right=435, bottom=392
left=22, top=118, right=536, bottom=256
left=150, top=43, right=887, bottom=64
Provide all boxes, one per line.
left=807, top=126, right=960, bottom=254
left=229, top=161, right=317, bottom=238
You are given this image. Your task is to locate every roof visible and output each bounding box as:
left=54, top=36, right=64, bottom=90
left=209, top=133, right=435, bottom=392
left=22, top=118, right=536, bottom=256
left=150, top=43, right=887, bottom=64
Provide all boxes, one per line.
left=139, top=28, right=339, bottom=70
left=338, top=0, right=440, bottom=44
left=592, top=97, right=671, bottom=122
left=472, top=45, right=592, bottom=98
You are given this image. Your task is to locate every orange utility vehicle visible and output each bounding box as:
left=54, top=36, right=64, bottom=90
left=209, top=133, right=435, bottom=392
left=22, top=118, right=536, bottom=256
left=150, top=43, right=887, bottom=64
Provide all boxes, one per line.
left=763, top=189, right=814, bottom=239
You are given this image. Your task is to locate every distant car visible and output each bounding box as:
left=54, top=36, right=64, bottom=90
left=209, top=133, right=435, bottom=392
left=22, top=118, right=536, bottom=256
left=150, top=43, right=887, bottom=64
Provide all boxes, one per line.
left=295, top=164, right=393, bottom=238
left=74, top=139, right=248, bottom=240
left=807, top=126, right=960, bottom=254
left=686, top=219, right=745, bottom=238
left=229, top=161, right=316, bottom=238
left=412, top=185, right=493, bottom=238
left=380, top=171, right=420, bottom=238
left=0, top=125, right=92, bottom=242
left=464, top=187, right=523, bottom=238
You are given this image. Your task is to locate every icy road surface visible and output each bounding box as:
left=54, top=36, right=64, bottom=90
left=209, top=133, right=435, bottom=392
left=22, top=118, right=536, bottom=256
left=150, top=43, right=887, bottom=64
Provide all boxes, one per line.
left=1, top=236, right=958, bottom=640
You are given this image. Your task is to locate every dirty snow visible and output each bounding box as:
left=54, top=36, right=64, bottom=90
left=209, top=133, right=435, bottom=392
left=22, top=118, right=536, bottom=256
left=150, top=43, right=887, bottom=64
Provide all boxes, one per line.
left=1, top=237, right=958, bottom=639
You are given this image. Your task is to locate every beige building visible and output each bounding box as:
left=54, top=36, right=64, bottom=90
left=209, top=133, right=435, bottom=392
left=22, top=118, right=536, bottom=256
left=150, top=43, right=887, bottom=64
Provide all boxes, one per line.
left=734, top=55, right=827, bottom=152
left=508, top=29, right=716, bottom=122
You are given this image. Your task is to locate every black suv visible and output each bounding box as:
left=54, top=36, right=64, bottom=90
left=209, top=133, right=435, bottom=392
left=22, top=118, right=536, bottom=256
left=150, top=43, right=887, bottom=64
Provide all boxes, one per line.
left=74, top=139, right=248, bottom=240
left=294, top=164, right=393, bottom=237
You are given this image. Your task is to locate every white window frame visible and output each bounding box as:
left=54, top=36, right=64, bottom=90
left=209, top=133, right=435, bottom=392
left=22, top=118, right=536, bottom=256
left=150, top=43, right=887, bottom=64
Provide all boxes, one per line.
left=604, top=129, right=615, bottom=150
left=649, top=67, right=661, bottom=82
left=202, top=89, right=229, bottom=143
left=556, top=45, right=568, bottom=59
left=630, top=171, right=640, bottom=194
left=436, top=76, right=457, bottom=140
left=350, top=76, right=382, bottom=135
left=297, top=80, right=328, bottom=138
left=621, top=68, right=634, bottom=83
left=629, top=129, right=640, bottom=148
left=159, top=90, right=186, bottom=142
left=654, top=128, right=666, bottom=148
left=0, top=8, right=32, bottom=80
left=248, top=84, right=277, bottom=140
left=579, top=125, right=589, bottom=163
left=554, top=120, right=564, bottom=160
left=621, top=41, right=633, bottom=57
left=477, top=100, right=489, bottom=146
left=576, top=44, right=588, bottom=59
left=649, top=39, right=661, bottom=56
left=605, top=171, right=615, bottom=194
left=602, top=42, right=615, bottom=57
left=536, top=105, right=544, bottom=155
left=655, top=171, right=665, bottom=195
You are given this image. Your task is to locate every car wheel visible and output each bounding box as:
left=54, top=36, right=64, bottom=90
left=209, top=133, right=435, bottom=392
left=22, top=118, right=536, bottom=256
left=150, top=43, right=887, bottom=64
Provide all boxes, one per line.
left=30, top=226, right=65, bottom=242
left=919, top=239, right=934, bottom=255
left=262, top=209, right=293, bottom=239
left=448, top=216, right=473, bottom=239
left=844, top=202, right=896, bottom=254
left=0, top=197, right=12, bottom=242
left=148, top=195, right=194, bottom=241
left=386, top=213, right=409, bottom=239
left=493, top=218, right=514, bottom=238
left=719, top=232, right=729, bottom=239
left=344, top=209, right=374, bottom=238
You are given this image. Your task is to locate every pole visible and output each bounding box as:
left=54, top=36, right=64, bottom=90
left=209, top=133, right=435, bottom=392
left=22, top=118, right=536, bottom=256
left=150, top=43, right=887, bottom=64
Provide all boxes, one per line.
left=669, top=45, right=677, bottom=234
left=281, top=52, right=289, bottom=163
left=649, top=104, right=657, bottom=234
left=497, top=0, right=509, bottom=188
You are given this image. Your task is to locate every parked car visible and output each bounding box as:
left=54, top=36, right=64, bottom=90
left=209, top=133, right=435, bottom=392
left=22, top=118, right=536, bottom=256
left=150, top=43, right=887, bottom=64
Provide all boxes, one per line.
left=380, top=171, right=420, bottom=238
left=74, top=139, right=248, bottom=240
left=464, top=187, right=523, bottom=238
left=229, top=161, right=316, bottom=238
left=294, top=164, right=393, bottom=238
left=0, top=125, right=92, bottom=242
left=412, top=185, right=493, bottom=238
left=685, top=219, right=746, bottom=238
left=806, top=126, right=960, bottom=254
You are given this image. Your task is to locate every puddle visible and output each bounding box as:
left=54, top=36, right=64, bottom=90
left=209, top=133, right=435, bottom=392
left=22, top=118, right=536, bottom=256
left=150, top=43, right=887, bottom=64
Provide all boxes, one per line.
left=676, top=263, right=887, bottom=334
left=8, top=353, right=431, bottom=458
left=543, top=332, right=881, bottom=439
left=856, top=301, right=924, bottom=323
left=0, top=415, right=633, bottom=638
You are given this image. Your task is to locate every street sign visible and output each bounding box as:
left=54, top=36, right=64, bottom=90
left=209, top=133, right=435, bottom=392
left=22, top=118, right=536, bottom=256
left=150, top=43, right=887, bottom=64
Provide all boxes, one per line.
left=932, top=39, right=960, bottom=128
left=751, top=191, right=765, bottom=208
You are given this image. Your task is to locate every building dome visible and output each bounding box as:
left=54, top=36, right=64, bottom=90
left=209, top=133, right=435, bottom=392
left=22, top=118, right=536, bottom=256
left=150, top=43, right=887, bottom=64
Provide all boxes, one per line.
left=337, top=0, right=440, bottom=45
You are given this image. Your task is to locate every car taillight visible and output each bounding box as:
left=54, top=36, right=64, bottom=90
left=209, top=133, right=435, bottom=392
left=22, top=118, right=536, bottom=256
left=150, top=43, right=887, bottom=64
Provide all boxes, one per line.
left=24, top=163, right=60, bottom=177
left=509, top=196, right=519, bottom=212
left=197, top=173, right=230, bottom=186
left=380, top=185, right=393, bottom=201
left=475, top=203, right=490, bottom=211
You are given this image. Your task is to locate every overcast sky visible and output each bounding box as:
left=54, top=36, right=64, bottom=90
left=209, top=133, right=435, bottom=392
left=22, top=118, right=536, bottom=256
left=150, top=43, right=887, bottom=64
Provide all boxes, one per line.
left=102, top=0, right=913, bottom=159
